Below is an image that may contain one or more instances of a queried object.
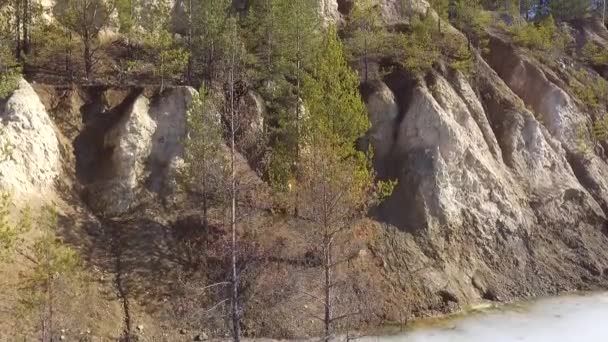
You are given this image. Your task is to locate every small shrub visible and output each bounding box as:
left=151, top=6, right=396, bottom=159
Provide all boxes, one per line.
left=397, top=14, right=441, bottom=74
left=570, top=69, right=608, bottom=109
left=510, top=15, right=571, bottom=58
left=582, top=41, right=608, bottom=67
left=0, top=46, right=20, bottom=99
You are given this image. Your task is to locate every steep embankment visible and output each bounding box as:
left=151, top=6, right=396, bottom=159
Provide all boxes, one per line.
left=2, top=0, right=608, bottom=340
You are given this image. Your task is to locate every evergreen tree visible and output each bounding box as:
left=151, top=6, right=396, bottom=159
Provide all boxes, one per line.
left=190, top=0, right=233, bottom=86
left=142, top=0, right=188, bottom=91
left=451, top=0, right=490, bottom=48
left=345, top=0, right=389, bottom=81
left=17, top=206, right=81, bottom=342
left=549, top=0, right=590, bottom=21
left=0, top=194, right=30, bottom=260
left=257, top=0, right=321, bottom=213
left=4, top=0, right=42, bottom=58
left=182, top=86, right=228, bottom=265
left=115, top=0, right=143, bottom=58
left=430, top=0, right=451, bottom=32
left=0, top=8, right=20, bottom=94
left=297, top=26, right=392, bottom=340
left=222, top=16, right=250, bottom=342
left=53, top=0, right=115, bottom=79
left=397, top=14, right=441, bottom=74
left=0, top=44, right=20, bottom=98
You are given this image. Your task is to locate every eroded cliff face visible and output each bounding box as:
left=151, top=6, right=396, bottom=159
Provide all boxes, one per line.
left=3, top=0, right=608, bottom=339
left=368, top=61, right=608, bottom=312
left=0, top=79, right=62, bottom=203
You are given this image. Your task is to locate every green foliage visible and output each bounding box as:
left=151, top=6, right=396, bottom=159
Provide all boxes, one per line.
left=142, top=0, right=188, bottom=91
left=183, top=87, right=228, bottom=197
left=549, top=0, right=590, bottom=21
left=246, top=0, right=320, bottom=87
left=570, top=69, right=608, bottom=109
left=510, top=15, right=571, bottom=58
left=391, top=12, right=474, bottom=75
left=53, top=0, right=115, bottom=78
left=247, top=0, right=320, bottom=192
left=594, top=115, right=608, bottom=141
left=17, top=206, right=82, bottom=340
left=25, top=208, right=80, bottom=284
left=375, top=179, right=398, bottom=204
left=115, top=0, right=142, bottom=36
left=189, top=0, right=233, bottom=84
left=575, top=122, right=594, bottom=158
left=0, top=45, right=20, bottom=99
left=397, top=14, right=441, bottom=74
left=27, top=22, right=78, bottom=76
left=304, top=27, right=370, bottom=156
left=0, top=192, right=34, bottom=262
left=344, top=0, right=390, bottom=81
left=451, top=0, right=492, bottom=43
left=582, top=41, right=608, bottom=67
left=296, top=26, right=378, bottom=224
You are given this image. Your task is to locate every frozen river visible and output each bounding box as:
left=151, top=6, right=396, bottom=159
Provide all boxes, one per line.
left=361, top=292, right=608, bottom=342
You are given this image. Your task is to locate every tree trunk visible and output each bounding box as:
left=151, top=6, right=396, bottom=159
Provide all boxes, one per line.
left=186, top=0, right=193, bottom=85
left=438, top=17, right=441, bottom=34
left=229, top=22, right=241, bottom=342
left=160, top=52, right=165, bottom=93
left=48, top=277, right=53, bottom=342
left=323, top=236, right=332, bottom=342
left=294, top=5, right=302, bottom=218
left=84, top=38, right=92, bottom=80
left=364, top=33, right=369, bottom=82
left=15, top=0, right=21, bottom=59
left=66, top=31, right=73, bottom=81
left=603, top=0, right=606, bottom=28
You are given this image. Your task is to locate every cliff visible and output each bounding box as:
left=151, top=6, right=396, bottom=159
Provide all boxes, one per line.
left=2, top=0, right=608, bottom=340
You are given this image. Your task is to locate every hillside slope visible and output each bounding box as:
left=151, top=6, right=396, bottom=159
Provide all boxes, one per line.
left=2, top=0, right=608, bottom=340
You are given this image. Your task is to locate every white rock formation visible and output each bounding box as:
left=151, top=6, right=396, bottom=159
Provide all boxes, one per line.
left=97, top=87, right=195, bottom=214
left=0, top=79, right=61, bottom=201
left=364, top=81, right=399, bottom=175
left=372, top=66, right=607, bottom=303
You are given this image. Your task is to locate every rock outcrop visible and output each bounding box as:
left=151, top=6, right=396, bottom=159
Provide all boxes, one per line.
left=361, top=26, right=608, bottom=316
left=88, top=87, right=195, bottom=214
left=4, top=0, right=608, bottom=338
left=0, top=79, right=61, bottom=201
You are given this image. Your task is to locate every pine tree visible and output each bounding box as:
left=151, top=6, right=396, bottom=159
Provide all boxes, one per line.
left=17, top=206, right=81, bottom=342
left=53, top=0, right=115, bottom=80
left=397, top=14, right=441, bottom=74
left=430, top=0, right=451, bottom=32
left=256, top=0, right=321, bottom=215
left=142, top=0, right=188, bottom=92
left=297, top=26, right=392, bottom=340
left=182, top=87, right=228, bottom=266
left=223, top=16, right=249, bottom=342
left=190, top=0, right=233, bottom=86
left=345, top=0, right=389, bottom=82
left=4, top=0, right=42, bottom=58
left=0, top=44, right=20, bottom=98
left=115, top=0, right=143, bottom=58
left=549, top=0, right=590, bottom=21
left=0, top=194, right=30, bottom=260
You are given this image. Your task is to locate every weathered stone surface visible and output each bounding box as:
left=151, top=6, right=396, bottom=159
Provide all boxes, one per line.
left=92, top=88, right=194, bottom=214
left=370, top=56, right=608, bottom=310
left=0, top=79, right=61, bottom=201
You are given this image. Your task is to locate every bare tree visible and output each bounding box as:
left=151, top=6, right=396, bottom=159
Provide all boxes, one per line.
left=227, top=17, right=242, bottom=342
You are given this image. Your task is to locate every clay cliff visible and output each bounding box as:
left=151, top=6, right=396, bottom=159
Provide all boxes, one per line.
left=2, top=0, right=608, bottom=340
